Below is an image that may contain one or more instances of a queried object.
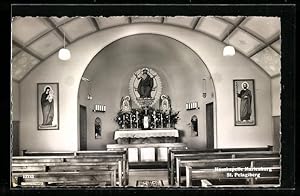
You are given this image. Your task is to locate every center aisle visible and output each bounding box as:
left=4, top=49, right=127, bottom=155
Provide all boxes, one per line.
left=128, top=169, right=169, bottom=187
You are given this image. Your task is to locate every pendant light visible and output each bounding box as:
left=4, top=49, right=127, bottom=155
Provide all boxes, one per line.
left=58, top=32, right=71, bottom=61
left=223, top=27, right=236, bottom=57
left=223, top=45, right=236, bottom=56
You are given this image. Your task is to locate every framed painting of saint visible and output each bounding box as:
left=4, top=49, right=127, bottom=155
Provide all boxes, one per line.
left=37, top=83, right=59, bottom=130
left=233, top=79, right=256, bottom=126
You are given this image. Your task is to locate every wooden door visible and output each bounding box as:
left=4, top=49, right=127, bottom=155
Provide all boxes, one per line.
left=206, top=102, right=214, bottom=149
left=273, top=116, right=281, bottom=152
left=12, top=121, right=20, bottom=155
left=80, top=105, right=87, bottom=150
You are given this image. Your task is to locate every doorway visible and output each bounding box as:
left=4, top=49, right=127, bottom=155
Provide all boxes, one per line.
left=206, top=102, right=214, bottom=149
left=12, top=121, right=20, bottom=155
left=79, top=105, right=87, bottom=150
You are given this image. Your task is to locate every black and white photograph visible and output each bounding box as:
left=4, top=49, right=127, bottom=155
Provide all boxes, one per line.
left=9, top=4, right=295, bottom=192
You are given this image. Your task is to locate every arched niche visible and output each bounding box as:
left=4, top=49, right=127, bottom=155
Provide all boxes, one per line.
left=95, top=117, right=102, bottom=139
left=78, top=34, right=216, bottom=149
left=191, top=115, right=198, bottom=137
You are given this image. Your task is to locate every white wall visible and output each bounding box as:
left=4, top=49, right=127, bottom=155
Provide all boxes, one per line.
left=271, top=75, right=281, bottom=116
left=12, top=80, right=20, bottom=121
left=19, top=23, right=273, bottom=152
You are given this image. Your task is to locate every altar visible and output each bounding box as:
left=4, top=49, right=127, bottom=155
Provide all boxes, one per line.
left=107, top=68, right=186, bottom=163
left=114, top=129, right=179, bottom=144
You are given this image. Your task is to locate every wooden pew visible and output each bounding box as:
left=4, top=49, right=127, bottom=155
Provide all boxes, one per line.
left=184, top=157, right=280, bottom=187
left=168, top=147, right=274, bottom=185
left=174, top=151, right=279, bottom=186
left=12, top=156, right=122, bottom=187
left=12, top=151, right=128, bottom=187
left=12, top=171, right=117, bottom=187
left=22, top=150, right=129, bottom=185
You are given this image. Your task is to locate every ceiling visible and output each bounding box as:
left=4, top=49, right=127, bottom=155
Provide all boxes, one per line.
left=11, top=16, right=281, bottom=82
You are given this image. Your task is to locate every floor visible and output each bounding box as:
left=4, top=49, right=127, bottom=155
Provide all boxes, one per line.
left=128, top=169, right=169, bottom=187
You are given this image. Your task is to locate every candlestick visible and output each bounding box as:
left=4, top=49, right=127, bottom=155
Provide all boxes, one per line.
left=168, top=111, right=171, bottom=128
left=130, top=113, right=132, bottom=128
left=161, top=113, right=163, bottom=128
left=136, top=111, right=139, bottom=128
left=122, top=114, right=125, bottom=129
left=153, top=111, right=156, bottom=128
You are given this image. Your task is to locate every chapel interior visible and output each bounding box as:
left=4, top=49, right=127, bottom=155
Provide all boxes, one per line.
left=11, top=16, right=281, bottom=188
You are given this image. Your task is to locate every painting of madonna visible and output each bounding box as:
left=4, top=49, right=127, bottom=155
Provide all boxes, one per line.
left=38, top=83, right=59, bottom=130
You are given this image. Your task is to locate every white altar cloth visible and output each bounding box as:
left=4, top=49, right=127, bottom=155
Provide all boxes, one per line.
left=114, top=129, right=179, bottom=140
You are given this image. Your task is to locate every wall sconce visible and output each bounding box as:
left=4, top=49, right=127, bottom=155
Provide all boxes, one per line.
left=186, top=101, right=199, bottom=110
left=202, top=78, right=207, bottom=98
left=58, top=32, right=71, bottom=61
left=93, top=104, right=106, bottom=112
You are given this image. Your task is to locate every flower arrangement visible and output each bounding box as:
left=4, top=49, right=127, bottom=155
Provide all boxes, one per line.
left=115, top=107, right=180, bottom=129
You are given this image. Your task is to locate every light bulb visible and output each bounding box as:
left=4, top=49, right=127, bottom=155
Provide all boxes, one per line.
left=58, top=48, right=71, bottom=61
left=223, top=45, right=235, bottom=56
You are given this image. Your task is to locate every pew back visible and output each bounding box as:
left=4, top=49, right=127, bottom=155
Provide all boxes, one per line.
left=184, top=157, right=280, bottom=187
left=169, top=149, right=278, bottom=186
left=168, top=147, right=273, bottom=185
left=12, top=150, right=128, bottom=187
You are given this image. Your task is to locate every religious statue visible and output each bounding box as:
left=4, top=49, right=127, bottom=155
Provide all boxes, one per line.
left=136, top=69, right=154, bottom=98
left=120, top=96, right=132, bottom=112
left=237, top=81, right=252, bottom=122
left=159, top=94, right=171, bottom=112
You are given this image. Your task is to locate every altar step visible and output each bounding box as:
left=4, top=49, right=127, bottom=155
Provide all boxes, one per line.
left=128, top=169, right=169, bottom=187
left=129, top=161, right=167, bottom=169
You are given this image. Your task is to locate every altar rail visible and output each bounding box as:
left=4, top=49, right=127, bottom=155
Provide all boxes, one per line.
left=107, top=143, right=187, bottom=166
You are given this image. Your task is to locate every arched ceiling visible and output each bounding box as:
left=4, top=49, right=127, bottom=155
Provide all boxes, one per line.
left=11, top=16, right=281, bottom=82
